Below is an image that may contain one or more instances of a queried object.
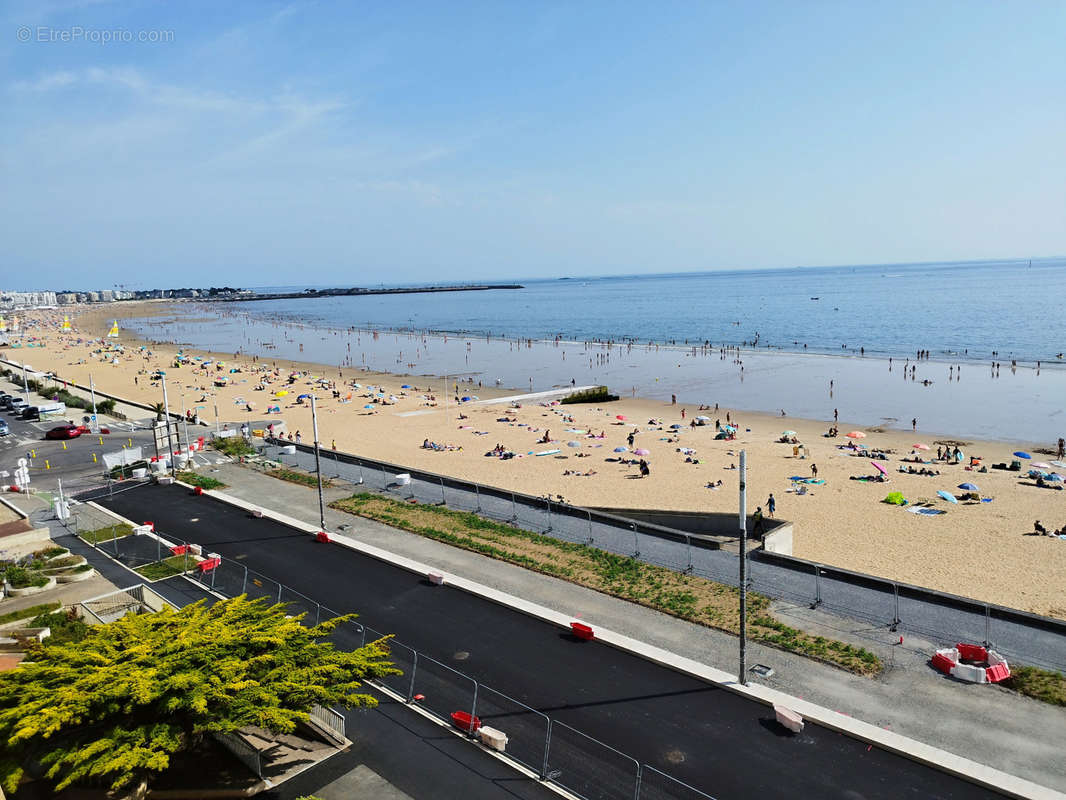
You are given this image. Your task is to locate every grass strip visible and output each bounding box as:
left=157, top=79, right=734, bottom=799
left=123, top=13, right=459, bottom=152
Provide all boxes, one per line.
left=1005, top=666, right=1066, bottom=706
left=0, top=602, right=61, bottom=625
left=330, top=493, right=882, bottom=676
left=79, top=523, right=136, bottom=546
left=268, top=467, right=333, bottom=489
left=176, top=470, right=227, bottom=490
left=134, top=555, right=191, bottom=581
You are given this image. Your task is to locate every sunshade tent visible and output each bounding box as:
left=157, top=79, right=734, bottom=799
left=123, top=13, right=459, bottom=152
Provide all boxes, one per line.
left=883, top=491, right=906, bottom=505
left=1014, top=451, right=1032, bottom=459
left=614, top=446, right=628, bottom=452
left=634, top=448, right=651, bottom=455
left=937, top=490, right=958, bottom=504
left=846, top=431, right=866, bottom=438
left=912, top=443, right=930, bottom=450
left=957, top=482, right=979, bottom=491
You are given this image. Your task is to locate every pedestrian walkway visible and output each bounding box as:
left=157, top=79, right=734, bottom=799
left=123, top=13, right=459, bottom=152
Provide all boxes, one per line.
left=202, top=461, right=1065, bottom=793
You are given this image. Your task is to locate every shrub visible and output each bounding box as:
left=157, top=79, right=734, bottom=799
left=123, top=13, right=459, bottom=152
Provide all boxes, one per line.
left=176, top=471, right=226, bottom=490
left=212, top=436, right=256, bottom=458
left=5, top=566, right=48, bottom=589
left=31, top=609, right=90, bottom=644
left=561, top=386, right=619, bottom=404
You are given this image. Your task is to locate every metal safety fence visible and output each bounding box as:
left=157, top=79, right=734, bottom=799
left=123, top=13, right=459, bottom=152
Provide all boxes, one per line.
left=71, top=499, right=719, bottom=800
left=256, top=439, right=1066, bottom=675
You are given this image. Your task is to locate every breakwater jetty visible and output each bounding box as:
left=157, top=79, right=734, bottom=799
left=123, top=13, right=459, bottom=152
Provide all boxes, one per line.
left=209, top=284, right=524, bottom=302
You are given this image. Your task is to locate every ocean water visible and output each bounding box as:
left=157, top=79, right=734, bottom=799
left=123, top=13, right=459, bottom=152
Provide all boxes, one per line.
left=126, top=258, right=1066, bottom=443
left=244, top=257, right=1065, bottom=363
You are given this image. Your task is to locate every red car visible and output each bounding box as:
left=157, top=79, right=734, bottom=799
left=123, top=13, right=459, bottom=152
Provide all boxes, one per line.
left=45, top=425, right=82, bottom=440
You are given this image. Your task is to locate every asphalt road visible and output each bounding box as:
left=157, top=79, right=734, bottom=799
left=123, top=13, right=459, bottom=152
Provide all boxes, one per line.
left=95, top=484, right=1004, bottom=800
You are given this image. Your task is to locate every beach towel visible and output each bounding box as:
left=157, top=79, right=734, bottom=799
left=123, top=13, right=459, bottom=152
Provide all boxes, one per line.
left=908, top=506, right=946, bottom=516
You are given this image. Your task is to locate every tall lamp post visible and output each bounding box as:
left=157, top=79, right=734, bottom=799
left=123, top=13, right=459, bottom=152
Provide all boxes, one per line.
left=161, top=376, right=176, bottom=477
left=738, top=449, right=748, bottom=686
left=310, top=394, right=326, bottom=531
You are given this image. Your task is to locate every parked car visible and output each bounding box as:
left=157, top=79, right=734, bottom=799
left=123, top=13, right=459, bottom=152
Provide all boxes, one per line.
left=0, top=420, right=9, bottom=436
left=45, top=425, right=82, bottom=440
left=21, top=407, right=39, bottom=421
left=9, top=398, right=27, bottom=413
left=0, top=396, right=13, bottom=410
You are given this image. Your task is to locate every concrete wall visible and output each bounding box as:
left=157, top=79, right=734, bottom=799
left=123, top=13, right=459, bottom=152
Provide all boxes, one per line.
left=587, top=506, right=788, bottom=541
left=762, top=522, right=793, bottom=555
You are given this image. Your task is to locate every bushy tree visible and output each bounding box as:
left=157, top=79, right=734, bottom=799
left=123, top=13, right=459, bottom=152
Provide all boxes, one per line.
left=0, top=596, right=395, bottom=794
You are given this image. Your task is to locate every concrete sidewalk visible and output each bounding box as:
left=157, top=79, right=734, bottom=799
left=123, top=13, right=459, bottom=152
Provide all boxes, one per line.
left=202, top=461, right=1065, bottom=793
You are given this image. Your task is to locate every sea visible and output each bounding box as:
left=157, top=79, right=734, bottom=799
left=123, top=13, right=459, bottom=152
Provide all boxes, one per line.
left=126, top=257, right=1066, bottom=444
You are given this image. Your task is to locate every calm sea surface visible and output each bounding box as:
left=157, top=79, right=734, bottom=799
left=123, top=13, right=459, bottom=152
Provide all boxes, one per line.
left=243, top=257, right=1065, bottom=363
left=127, top=258, right=1066, bottom=443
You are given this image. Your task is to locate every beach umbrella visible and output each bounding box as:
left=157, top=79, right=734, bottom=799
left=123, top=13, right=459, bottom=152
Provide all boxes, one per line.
left=912, top=443, right=930, bottom=450
left=363, top=404, right=374, bottom=409
left=1031, top=462, right=1052, bottom=470
left=401, top=384, right=412, bottom=389
left=297, top=393, right=311, bottom=400
left=871, top=461, right=886, bottom=475
left=937, top=490, right=958, bottom=504
left=566, top=441, right=582, bottom=448
left=696, top=415, right=710, bottom=421
left=782, top=430, right=796, bottom=437
left=616, top=414, right=627, bottom=421
left=1013, top=451, right=1031, bottom=459
left=670, top=423, right=683, bottom=429
left=846, top=431, right=866, bottom=439
left=634, top=448, right=651, bottom=455
left=275, top=390, right=288, bottom=397
left=957, top=482, right=978, bottom=491
left=613, top=446, right=628, bottom=453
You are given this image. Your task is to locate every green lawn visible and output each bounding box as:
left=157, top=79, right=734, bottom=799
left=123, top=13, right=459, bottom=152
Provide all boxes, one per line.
left=1005, top=666, right=1066, bottom=706
left=0, top=602, right=62, bottom=626
left=134, top=555, right=190, bottom=581
left=177, top=471, right=226, bottom=490
left=79, top=523, right=136, bottom=545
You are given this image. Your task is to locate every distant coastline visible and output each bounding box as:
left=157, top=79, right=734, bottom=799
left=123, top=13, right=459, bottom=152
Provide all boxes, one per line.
left=207, top=284, right=524, bottom=302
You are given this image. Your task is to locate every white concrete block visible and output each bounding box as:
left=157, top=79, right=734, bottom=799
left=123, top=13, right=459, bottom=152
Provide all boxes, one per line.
left=478, top=726, right=508, bottom=752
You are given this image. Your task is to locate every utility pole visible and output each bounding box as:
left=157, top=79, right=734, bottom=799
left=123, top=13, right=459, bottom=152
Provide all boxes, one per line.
left=88, top=373, right=99, bottom=434
left=161, top=376, right=176, bottom=476
left=738, top=449, right=748, bottom=686
left=21, top=361, right=28, bottom=397
left=179, top=394, right=191, bottom=458
left=310, top=394, right=326, bottom=530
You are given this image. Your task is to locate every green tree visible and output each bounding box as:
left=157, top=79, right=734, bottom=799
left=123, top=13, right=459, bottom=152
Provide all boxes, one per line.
left=0, top=596, right=395, bottom=794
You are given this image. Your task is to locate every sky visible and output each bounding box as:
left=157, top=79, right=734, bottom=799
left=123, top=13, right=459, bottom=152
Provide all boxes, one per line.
left=1, top=1, right=1064, bottom=290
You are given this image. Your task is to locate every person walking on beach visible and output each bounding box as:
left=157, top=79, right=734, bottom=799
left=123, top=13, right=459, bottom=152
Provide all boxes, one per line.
left=834, top=408, right=838, bottom=423
left=671, top=394, right=676, bottom=405
left=1058, top=438, right=1065, bottom=460
left=681, top=408, right=686, bottom=419
left=912, top=417, right=917, bottom=432
left=811, top=463, right=818, bottom=478
left=627, top=430, right=636, bottom=447
left=767, top=493, right=776, bottom=519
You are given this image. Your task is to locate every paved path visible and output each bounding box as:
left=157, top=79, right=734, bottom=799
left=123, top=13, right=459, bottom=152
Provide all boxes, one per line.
left=94, top=483, right=1018, bottom=800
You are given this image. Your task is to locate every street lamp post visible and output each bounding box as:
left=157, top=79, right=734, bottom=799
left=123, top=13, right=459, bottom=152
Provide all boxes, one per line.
left=88, top=373, right=99, bottom=434
left=310, top=394, right=326, bottom=531
left=738, top=449, right=748, bottom=686
left=161, top=376, right=176, bottom=477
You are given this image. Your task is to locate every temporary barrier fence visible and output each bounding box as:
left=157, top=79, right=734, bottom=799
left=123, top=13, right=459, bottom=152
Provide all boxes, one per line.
left=250, top=438, right=1066, bottom=674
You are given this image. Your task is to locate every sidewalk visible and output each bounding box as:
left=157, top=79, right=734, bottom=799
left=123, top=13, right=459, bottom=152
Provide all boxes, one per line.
left=205, top=461, right=1065, bottom=793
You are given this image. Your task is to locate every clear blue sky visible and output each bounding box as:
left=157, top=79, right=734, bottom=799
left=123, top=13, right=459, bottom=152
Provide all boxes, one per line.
left=2, top=1, right=1064, bottom=289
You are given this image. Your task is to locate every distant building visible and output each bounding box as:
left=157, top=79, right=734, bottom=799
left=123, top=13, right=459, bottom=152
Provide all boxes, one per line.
left=0, top=291, right=58, bottom=309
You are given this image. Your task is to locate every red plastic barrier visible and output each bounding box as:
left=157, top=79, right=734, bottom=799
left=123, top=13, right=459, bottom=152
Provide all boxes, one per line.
left=450, top=711, right=481, bottom=733
left=570, top=622, right=595, bottom=641
left=985, top=662, right=1010, bottom=683
left=930, top=652, right=955, bottom=674
left=315, top=531, right=330, bottom=543
left=171, top=545, right=187, bottom=556
left=143, top=521, right=154, bottom=531
left=956, top=643, right=988, bottom=662
left=194, top=486, right=203, bottom=496
left=198, top=557, right=221, bottom=572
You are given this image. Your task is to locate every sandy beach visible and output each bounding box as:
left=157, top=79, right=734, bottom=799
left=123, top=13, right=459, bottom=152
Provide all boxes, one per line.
left=9, top=303, right=1066, bottom=619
